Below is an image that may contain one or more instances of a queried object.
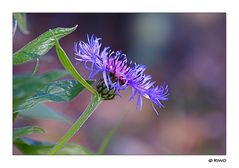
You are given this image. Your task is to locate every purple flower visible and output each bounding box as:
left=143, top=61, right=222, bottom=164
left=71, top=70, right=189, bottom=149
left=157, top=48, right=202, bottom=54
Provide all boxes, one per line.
left=74, top=34, right=169, bottom=115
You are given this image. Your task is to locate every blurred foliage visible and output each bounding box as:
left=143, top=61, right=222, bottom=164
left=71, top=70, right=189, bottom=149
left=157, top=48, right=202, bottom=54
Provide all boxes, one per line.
left=13, top=70, right=68, bottom=110
left=14, top=137, right=94, bottom=155
left=15, top=79, right=95, bottom=112
left=13, top=126, right=45, bottom=141
left=19, top=104, right=71, bottom=124
left=98, top=125, right=119, bottom=154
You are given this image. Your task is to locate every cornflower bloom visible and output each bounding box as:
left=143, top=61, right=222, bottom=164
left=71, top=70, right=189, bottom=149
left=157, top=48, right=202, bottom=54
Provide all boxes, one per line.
left=74, top=35, right=169, bottom=115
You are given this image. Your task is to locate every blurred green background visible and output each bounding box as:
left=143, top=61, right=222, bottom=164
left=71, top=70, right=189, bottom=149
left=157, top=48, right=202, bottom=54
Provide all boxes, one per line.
left=13, top=13, right=226, bottom=154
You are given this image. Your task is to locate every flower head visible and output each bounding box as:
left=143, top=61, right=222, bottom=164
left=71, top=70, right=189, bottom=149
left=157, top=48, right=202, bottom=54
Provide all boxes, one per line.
left=74, top=34, right=169, bottom=115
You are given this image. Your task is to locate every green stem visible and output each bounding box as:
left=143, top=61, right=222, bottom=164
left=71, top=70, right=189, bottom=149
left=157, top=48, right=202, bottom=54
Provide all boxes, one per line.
left=49, top=94, right=102, bottom=155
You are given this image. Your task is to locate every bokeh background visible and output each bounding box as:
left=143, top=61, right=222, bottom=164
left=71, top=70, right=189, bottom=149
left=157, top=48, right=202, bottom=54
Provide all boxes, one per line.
left=13, top=13, right=226, bottom=154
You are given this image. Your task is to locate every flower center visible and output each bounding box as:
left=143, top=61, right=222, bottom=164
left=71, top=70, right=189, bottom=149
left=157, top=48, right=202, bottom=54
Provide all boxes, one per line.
left=109, top=73, right=126, bottom=86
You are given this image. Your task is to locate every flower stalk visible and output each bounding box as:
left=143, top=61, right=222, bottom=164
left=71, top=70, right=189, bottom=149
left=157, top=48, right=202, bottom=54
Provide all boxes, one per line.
left=49, top=94, right=102, bottom=155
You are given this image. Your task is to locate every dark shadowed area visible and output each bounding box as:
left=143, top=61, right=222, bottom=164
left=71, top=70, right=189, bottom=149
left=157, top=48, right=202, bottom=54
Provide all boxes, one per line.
left=13, top=13, right=226, bottom=154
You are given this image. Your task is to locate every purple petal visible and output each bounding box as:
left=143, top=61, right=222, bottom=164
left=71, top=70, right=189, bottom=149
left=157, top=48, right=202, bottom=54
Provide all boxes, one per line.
left=129, top=87, right=137, bottom=101
left=137, top=95, right=143, bottom=111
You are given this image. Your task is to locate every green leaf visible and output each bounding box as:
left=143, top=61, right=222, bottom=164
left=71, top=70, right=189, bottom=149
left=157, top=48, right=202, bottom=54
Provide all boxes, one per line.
left=13, top=71, right=68, bottom=111
left=15, top=79, right=95, bottom=112
left=13, top=126, right=45, bottom=141
left=14, top=137, right=53, bottom=155
left=39, top=70, right=69, bottom=82
left=14, top=137, right=94, bottom=155
left=19, top=104, right=71, bottom=124
left=13, top=13, right=29, bottom=34
left=13, top=75, right=47, bottom=109
left=51, top=30, right=97, bottom=95
left=13, top=25, right=77, bottom=64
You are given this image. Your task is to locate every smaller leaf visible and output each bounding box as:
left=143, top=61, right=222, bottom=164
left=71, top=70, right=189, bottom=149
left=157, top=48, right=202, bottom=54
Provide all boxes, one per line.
left=13, top=13, right=29, bottom=34
left=19, top=104, right=71, bottom=124
left=14, top=137, right=94, bottom=155
left=15, top=80, right=94, bottom=112
left=13, top=126, right=45, bottom=141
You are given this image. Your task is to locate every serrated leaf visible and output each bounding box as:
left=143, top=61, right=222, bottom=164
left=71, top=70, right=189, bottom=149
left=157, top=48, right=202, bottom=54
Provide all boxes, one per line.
left=14, top=137, right=94, bottom=155
left=13, top=13, right=29, bottom=34
left=15, top=80, right=94, bottom=112
left=13, top=126, right=45, bottom=141
left=19, top=104, right=71, bottom=124
left=13, top=25, right=77, bottom=64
